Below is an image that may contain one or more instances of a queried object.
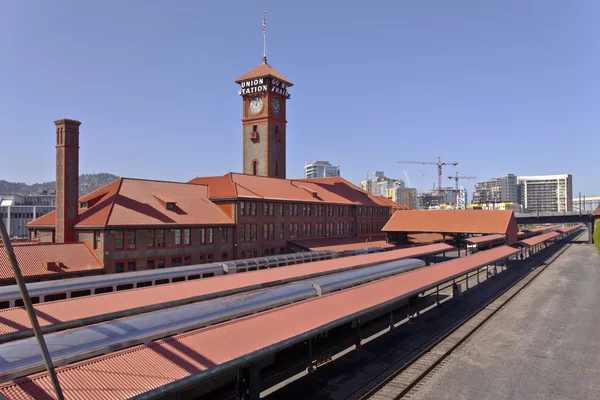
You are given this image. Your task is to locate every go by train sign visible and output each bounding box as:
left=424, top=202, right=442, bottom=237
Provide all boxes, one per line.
left=238, top=77, right=291, bottom=99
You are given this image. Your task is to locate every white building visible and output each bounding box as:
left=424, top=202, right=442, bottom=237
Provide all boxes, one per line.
left=517, top=174, right=573, bottom=212
left=0, top=194, right=55, bottom=238
left=360, top=171, right=416, bottom=208
left=304, top=161, right=340, bottom=179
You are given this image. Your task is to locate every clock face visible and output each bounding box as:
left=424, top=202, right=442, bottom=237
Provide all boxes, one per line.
left=249, top=96, right=263, bottom=114
left=271, top=98, right=281, bottom=115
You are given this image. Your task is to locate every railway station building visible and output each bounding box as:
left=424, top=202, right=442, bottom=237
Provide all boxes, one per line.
left=18, top=58, right=398, bottom=279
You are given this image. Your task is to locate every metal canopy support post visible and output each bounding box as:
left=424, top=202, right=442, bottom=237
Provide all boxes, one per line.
left=436, top=285, right=440, bottom=305
left=249, top=365, right=260, bottom=400
left=353, top=319, right=362, bottom=349
left=389, top=304, right=394, bottom=329
left=0, top=218, right=64, bottom=400
left=308, top=338, right=314, bottom=373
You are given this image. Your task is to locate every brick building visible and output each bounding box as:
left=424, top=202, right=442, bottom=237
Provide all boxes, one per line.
left=22, top=58, right=397, bottom=279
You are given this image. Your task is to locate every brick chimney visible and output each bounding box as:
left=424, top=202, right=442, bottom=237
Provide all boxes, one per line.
left=54, top=119, right=81, bottom=243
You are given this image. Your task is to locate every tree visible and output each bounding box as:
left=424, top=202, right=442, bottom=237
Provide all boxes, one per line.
left=594, top=220, right=600, bottom=254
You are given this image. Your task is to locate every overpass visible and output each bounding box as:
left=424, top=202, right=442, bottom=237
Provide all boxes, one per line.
left=515, top=212, right=594, bottom=243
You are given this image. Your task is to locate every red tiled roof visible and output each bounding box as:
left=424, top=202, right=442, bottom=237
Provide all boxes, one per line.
left=0, top=247, right=516, bottom=400
left=464, top=234, right=506, bottom=245
left=592, top=205, right=600, bottom=217
left=0, top=243, right=103, bottom=281
left=0, top=243, right=452, bottom=337
left=290, top=235, right=396, bottom=252
left=408, top=233, right=449, bottom=244
left=235, top=61, right=293, bottom=85
left=383, top=210, right=518, bottom=245
left=190, top=173, right=394, bottom=207
left=30, top=178, right=234, bottom=230
left=518, top=231, right=560, bottom=247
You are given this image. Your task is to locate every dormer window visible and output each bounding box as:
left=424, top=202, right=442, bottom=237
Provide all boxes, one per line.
left=166, top=202, right=176, bottom=211
left=80, top=202, right=88, bottom=209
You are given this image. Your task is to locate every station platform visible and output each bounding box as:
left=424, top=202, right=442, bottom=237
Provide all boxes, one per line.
left=411, top=234, right=600, bottom=400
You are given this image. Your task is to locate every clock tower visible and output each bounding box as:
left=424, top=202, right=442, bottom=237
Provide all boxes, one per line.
left=236, top=57, right=293, bottom=179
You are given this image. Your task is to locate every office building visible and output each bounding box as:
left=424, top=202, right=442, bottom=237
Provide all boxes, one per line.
left=360, top=171, right=415, bottom=208
left=472, top=174, right=518, bottom=204
left=304, top=161, right=340, bottom=179
left=0, top=194, right=55, bottom=238
left=517, top=174, right=573, bottom=212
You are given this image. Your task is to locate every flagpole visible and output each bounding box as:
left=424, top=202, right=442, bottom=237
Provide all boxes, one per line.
left=263, top=10, right=267, bottom=62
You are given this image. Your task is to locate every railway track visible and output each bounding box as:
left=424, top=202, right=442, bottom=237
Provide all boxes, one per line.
left=356, top=232, right=583, bottom=400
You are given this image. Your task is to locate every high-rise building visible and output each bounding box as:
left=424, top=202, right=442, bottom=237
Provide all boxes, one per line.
left=304, top=161, right=340, bottom=179
left=0, top=194, right=55, bottom=238
left=472, top=174, right=518, bottom=204
left=360, top=171, right=415, bottom=208
left=517, top=174, right=573, bottom=212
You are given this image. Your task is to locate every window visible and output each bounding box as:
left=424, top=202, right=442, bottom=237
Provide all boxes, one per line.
left=252, top=224, right=257, bottom=241
left=157, top=259, right=165, bottom=269
left=221, top=228, right=227, bottom=243
left=94, top=231, right=101, bottom=250
left=269, top=223, right=274, bottom=240
left=263, top=203, right=268, bottom=216
left=294, top=204, right=298, bottom=216
left=251, top=202, right=257, bottom=216
left=263, top=223, right=269, bottom=240
left=208, top=228, right=214, bottom=243
left=269, top=203, right=274, bottom=216
left=115, top=231, right=124, bottom=250
left=201, top=228, right=206, bottom=244
left=200, top=255, right=206, bottom=264
left=307, top=205, right=311, bottom=216
left=157, top=230, right=165, bottom=247
left=302, top=204, right=306, bottom=217
left=294, top=223, right=298, bottom=238
left=127, top=262, right=136, bottom=272
left=147, top=260, right=155, bottom=269
left=289, top=224, right=294, bottom=238
left=279, top=224, right=284, bottom=239
left=147, top=230, right=155, bottom=247
left=279, top=204, right=284, bottom=216
left=240, top=202, right=245, bottom=216
left=252, top=124, right=257, bottom=132
left=184, top=256, right=192, bottom=266
left=240, top=225, right=245, bottom=241
left=288, top=204, right=293, bottom=216
left=116, top=262, right=125, bottom=273
left=80, top=202, right=88, bottom=209
left=246, top=224, right=251, bottom=241
left=252, top=160, right=258, bottom=176
left=207, top=254, right=214, bottom=263
left=174, top=229, right=182, bottom=245
left=222, top=252, right=228, bottom=261
left=183, top=229, right=190, bottom=245
left=307, top=223, right=312, bottom=237
left=172, top=257, right=183, bottom=267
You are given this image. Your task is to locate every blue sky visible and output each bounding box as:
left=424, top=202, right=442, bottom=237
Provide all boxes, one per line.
left=1, top=1, right=598, bottom=195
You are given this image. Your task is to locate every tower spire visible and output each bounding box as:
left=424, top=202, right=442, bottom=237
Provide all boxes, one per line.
left=262, top=10, right=267, bottom=63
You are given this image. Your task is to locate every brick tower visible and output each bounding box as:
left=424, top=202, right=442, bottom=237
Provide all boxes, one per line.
left=236, top=57, right=292, bottom=179
left=54, top=119, right=81, bottom=243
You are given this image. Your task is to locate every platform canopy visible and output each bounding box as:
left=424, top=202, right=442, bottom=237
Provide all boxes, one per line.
left=383, top=210, right=518, bottom=245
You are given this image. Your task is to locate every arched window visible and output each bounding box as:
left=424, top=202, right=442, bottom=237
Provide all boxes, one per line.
left=252, top=160, right=258, bottom=176
left=275, top=161, right=279, bottom=177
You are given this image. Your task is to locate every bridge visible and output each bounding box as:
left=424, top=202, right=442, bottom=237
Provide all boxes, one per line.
left=515, top=211, right=595, bottom=243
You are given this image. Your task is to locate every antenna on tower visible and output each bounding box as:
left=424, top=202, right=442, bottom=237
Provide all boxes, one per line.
left=262, top=10, right=267, bottom=63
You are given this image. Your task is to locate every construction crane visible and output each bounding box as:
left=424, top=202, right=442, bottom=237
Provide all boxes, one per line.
left=398, top=157, right=458, bottom=196
left=448, top=172, right=477, bottom=206
left=403, top=170, right=413, bottom=188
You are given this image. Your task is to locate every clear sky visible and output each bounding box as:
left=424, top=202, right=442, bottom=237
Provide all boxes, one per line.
left=1, top=1, right=598, bottom=195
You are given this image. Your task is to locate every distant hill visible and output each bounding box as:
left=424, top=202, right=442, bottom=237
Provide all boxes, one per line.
left=0, top=173, right=119, bottom=197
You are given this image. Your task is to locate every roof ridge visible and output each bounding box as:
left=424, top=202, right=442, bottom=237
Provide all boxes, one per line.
left=103, top=178, right=124, bottom=227
left=82, top=240, right=103, bottom=267
left=234, top=182, right=263, bottom=199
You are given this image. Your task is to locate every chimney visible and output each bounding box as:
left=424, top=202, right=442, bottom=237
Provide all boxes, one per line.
left=54, top=119, right=81, bottom=243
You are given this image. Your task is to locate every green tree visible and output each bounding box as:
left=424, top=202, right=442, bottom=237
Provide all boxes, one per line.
left=594, top=220, right=600, bottom=254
